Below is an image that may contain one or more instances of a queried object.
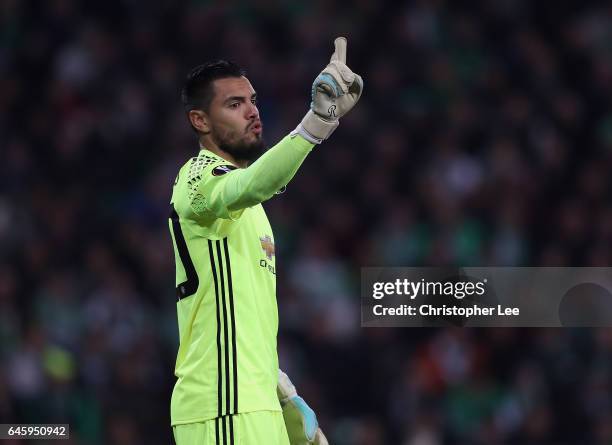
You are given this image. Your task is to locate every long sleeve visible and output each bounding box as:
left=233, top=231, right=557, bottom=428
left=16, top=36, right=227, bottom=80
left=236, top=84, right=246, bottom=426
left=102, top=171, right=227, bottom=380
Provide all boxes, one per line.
left=184, top=134, right=315, bottom=221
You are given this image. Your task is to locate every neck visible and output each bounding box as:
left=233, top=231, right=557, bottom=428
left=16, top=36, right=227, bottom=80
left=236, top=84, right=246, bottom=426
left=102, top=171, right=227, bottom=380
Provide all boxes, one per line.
left=199, top=136, right=247, bottom=168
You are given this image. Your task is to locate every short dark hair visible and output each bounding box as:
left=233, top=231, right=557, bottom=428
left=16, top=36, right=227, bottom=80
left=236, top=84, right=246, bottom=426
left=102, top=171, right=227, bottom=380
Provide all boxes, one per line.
left=181, top=60, right=245, bottom=114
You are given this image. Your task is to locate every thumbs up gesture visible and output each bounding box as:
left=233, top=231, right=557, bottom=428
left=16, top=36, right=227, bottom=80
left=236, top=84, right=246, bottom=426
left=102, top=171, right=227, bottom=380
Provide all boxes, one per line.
left=312, top=37, right=363, bottom=119
left=293, top=37, right=364, bottom=144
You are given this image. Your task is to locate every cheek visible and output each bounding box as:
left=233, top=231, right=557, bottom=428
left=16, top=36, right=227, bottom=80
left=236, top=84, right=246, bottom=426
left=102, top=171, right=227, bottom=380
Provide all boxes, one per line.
left=215, top=112, right=245, bottom=135
left=212, top=120, right=242, bottom=142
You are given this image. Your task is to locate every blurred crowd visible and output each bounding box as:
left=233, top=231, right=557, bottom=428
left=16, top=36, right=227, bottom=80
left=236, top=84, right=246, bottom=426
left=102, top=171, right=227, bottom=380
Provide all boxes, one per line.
left=2, top=0, right=612, bottom=443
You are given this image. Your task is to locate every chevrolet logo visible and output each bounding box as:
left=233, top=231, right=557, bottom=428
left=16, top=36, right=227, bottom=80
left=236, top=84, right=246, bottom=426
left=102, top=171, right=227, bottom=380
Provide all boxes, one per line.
left=260, top=235, right=275, bottom=260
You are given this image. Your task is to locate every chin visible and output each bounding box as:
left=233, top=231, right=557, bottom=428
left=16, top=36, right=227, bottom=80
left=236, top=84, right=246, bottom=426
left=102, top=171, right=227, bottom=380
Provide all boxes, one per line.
left=219, top=138, right=266, bottom=164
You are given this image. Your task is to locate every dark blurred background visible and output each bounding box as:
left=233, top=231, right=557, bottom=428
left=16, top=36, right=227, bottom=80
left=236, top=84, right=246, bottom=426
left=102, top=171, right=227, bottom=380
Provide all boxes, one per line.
left=2, top=0, right=612, bottom=444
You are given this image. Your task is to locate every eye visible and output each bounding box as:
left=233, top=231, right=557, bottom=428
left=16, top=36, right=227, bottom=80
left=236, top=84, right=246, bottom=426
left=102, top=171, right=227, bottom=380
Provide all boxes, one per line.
left=229, top=102, right=240, bottom=109
left=251, top=98, right=257, bottom=105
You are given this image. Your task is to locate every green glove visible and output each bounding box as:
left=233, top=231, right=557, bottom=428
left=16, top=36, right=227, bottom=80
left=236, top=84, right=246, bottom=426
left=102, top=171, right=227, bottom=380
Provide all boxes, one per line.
left=278, top=369, right=330, bottom=445
left=292, top=37, right=364, bottom=144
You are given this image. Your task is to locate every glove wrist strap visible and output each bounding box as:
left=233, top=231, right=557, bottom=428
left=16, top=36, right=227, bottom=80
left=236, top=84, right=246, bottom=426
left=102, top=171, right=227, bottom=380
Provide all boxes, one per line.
left=291, top=110, right=339, bottom=144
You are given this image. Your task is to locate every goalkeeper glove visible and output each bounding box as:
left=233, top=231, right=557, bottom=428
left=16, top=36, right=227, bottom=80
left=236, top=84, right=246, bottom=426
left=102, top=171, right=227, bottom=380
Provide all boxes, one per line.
left=293, top=36, right=364, bottom=144
left=278, top=369, right=329, bottom=445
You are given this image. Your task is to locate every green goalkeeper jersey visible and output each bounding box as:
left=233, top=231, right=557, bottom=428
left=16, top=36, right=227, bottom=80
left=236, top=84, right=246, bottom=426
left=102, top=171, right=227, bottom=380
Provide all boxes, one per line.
left=169, top=133, right=314, bottom=426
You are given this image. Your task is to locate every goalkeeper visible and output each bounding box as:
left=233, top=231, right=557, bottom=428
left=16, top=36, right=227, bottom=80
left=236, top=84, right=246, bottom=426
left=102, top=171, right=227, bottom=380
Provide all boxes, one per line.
left=169, top=37, right=362, bottom=445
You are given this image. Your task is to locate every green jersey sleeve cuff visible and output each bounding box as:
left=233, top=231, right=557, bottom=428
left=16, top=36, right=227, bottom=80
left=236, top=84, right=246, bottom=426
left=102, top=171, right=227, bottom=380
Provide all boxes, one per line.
left=287, top=132, right=316, bottom=151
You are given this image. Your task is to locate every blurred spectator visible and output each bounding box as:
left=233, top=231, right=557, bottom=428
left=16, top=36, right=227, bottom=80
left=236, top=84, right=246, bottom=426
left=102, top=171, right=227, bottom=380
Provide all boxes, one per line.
left=3, top=0, right=612, bottom=443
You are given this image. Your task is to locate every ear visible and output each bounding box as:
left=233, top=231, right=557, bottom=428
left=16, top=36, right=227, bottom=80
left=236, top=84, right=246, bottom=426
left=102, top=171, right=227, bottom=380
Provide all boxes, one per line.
left=188, top=109, right=211, bottom=134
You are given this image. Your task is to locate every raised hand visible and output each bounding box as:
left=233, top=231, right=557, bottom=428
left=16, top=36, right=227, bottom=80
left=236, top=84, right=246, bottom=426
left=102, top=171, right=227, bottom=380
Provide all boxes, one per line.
left=292, top=37, right=364, bottom=144
left=312, top=37, right=363, bottom=120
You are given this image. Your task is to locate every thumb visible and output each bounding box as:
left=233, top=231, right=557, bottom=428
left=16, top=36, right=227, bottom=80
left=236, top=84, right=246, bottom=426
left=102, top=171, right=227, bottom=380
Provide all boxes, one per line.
left=314, top=428, right=329, bottom=445
left=330, top=36, right=347, bottom=63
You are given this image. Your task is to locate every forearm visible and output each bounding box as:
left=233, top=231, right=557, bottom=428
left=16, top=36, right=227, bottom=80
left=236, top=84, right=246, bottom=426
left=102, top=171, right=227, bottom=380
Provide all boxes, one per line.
left=209, top=134, right=314, bottom=214
left=191, top=36, right=361, bottom=221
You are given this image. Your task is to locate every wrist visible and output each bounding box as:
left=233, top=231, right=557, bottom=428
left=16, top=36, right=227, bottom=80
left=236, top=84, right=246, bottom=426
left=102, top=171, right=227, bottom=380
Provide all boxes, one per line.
left=291, top=110, right=339, bottom=144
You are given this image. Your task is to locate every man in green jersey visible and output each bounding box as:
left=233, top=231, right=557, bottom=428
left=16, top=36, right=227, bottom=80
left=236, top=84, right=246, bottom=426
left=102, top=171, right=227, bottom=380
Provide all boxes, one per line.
left=169, top=37, right=363, bottom=445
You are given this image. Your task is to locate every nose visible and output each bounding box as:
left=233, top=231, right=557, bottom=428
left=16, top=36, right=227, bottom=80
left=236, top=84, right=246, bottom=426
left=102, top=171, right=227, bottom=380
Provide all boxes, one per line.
left=246, top=102, right=259, bottom=120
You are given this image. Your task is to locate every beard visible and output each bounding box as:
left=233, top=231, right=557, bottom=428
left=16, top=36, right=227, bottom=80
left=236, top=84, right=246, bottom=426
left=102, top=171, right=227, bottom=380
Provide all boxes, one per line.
left=214, top=127, right=266, bottom=165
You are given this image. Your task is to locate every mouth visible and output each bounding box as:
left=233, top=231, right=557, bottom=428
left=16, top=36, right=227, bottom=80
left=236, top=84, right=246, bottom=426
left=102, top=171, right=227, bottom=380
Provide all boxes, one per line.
left=249, top=122, right=262, bottom=135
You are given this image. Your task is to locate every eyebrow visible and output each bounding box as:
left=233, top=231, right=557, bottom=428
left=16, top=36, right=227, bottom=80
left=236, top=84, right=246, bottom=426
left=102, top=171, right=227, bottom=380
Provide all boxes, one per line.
left=223, top=93, right=257, bottom=105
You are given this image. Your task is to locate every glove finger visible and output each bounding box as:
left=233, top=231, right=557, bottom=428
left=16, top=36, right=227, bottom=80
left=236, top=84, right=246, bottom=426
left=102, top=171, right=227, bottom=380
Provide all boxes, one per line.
left=322, top=62, right=355, bottom=94
left=313, top=73, right=342, bottom=98
left=283, top=396, right=319, bottom=442
left=314, top=428, right=329, bottom=445
left=278, top=369, right=297, bottom=401
left=330, top=36, right=347, bottom=63
left=326, top=61, right=355, bottom=83
left=349, top=73, right=363, bottom=100
left=316, top=83, right=335, bottom=97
